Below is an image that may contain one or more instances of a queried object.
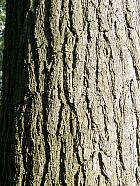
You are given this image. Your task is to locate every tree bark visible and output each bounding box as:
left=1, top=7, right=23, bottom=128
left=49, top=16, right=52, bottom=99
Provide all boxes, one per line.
left=1, top=0, right=140, bottom=185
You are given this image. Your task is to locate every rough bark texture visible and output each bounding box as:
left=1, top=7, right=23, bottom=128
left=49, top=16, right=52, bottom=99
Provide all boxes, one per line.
left=1, top=0, right=140, bottom=185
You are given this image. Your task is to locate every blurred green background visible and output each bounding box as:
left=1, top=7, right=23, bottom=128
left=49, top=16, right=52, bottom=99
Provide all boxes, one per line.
left=0, top=0, right=5, bottom=80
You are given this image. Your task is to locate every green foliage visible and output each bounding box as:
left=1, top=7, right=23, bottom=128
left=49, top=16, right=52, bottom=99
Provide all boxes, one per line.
left=0, top=0, right=5, bottom=72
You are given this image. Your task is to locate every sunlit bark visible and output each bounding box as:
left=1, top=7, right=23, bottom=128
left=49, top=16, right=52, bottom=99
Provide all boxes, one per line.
left=1, top=0, right=140, bottom=185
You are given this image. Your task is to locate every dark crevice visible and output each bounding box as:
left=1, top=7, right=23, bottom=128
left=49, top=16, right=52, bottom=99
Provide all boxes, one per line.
left=59, top=141, right=67, bottom=186
left=119, top=96, right=124, bottom=117
left=68, top=0, right=77, bottom=35
left=72, top=35, right=79, bottom=95
left=74, top=168, right=80, bottom=186
left=87, top=22, right=91, bottom=43
left=70, top=111, right=74, bottom=135
left=40, top=134, right=50, bottom=186
left=56, top=101, right=64, bottom=139
left=40, top=90, right=50, bottom=186
left=84, top=60, right=98, bottom=132
left=98, top=152, right=112, bottom=185
left=124, top=13, right=134, bottom=29
left=114, top=21, right=119, bottom=39
left=40, top=63, right=51, bottom=186
left=132, top=63, right=140, bottom=83
left=97, top=175, right=100, bottom=185
left=72, top=35, right=79, bottom=72
left=44, top=0, right=53, bottom=65
left=21, top=98, right=34, bottom=186
left=100, top=98, right=109, bottom=140
left=73, top=139, right=82, bottom=165
left=95, top=36, right=99, bottom=90
left=36, top=113, right=40, bottom=135
left=135, top=167, right=140, bottom=184
left=127, top=29, right=133, bottom=43
left=109, top=0, right=113, bottom=7
left=81, top=164, right=86, bottom=186
left=103, top=31, right=109, bottom=43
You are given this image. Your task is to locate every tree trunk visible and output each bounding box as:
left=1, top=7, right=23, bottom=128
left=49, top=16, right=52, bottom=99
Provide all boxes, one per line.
left=1, top=0, right=140, bottom=185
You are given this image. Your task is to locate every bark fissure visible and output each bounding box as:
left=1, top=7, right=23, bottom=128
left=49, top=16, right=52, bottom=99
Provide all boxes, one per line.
left=98, top=152, right=112, bottom=186
left=59, top=141, right=67, bottom=186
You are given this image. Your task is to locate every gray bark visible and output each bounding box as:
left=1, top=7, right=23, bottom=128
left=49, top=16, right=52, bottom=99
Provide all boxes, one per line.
left=1, top=0, right=140, bottom=185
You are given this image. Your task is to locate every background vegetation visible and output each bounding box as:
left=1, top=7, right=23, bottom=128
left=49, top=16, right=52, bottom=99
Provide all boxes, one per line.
left=0, top=0, right=5, bottom=79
